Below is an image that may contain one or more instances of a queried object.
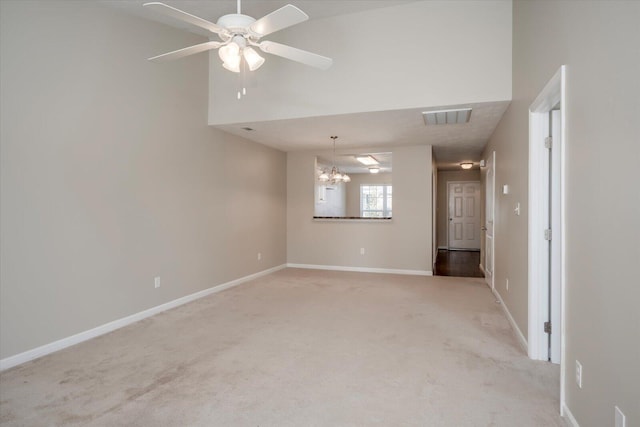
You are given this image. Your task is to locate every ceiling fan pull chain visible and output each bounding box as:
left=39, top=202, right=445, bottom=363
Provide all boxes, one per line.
left=242, top=58, right=247, bottom=96
left=237, top=58, right=247, bottom=100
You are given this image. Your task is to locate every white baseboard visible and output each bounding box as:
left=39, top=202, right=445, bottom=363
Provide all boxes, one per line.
left=479, top=264, right=486, bottom=275
left=492, top=288, right=528, bottom=354
left=562, top=402, right=579, bottom=427
left=0, top=264, right=286, bottom=371
left=287, top=263, right=433, bottom=276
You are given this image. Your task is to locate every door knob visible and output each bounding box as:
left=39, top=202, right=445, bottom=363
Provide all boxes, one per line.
left=481, top=226, right=487, bottom=231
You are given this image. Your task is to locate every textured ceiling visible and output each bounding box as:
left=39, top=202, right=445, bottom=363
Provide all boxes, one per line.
left=217, top=101, right=510, bottom=168
left=317, top=152, right=392, bottom=174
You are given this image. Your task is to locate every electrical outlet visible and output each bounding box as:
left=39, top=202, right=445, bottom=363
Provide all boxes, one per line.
left=575, top=360, right=583, bottom=388
left=154, top=277, right=161, bottom=289
left=360, top=248, right=365, bottom=255
left=257, top=252, right=262, bottom=261
left=615, top=406, right=626, bottom=427
left=506, top=278, right=509, bottom=291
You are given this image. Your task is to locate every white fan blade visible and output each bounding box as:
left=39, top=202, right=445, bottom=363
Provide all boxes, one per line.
left=148, top=41, right=222, bottom=62
left=259, top=41, right=332, bottom=70
left=250, top=4, right=308, bottom=37
left=144, top=2, right=227, bottom=35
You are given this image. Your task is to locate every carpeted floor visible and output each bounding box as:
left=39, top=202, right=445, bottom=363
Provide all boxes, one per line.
left=0, top=268, right=565, bottom=426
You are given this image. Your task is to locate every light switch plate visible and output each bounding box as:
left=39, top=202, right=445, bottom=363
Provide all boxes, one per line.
left=575, top=360, right=583, bottom=388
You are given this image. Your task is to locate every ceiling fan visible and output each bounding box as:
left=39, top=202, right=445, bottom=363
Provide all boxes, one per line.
left=144, top=0, right=333, bottom=73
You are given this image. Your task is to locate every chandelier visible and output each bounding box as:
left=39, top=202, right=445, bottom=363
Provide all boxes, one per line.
left=318, top=136, right=351, bottom=184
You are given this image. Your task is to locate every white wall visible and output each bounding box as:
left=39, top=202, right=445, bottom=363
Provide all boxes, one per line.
left=287, top=146, right=432, bottom=273
left=314, top=180, right=346, bottom=218
left=209, top=1, right=512, bottom=125
left=0, top=1, right=286, bottom=360
left=484, top=1, right=640, bottom=425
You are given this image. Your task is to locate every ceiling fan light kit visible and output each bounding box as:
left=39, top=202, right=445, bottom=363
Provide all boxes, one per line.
left=144, top=1, right=333, bottom=95
left=243, top=47, right=265, bottom=71
left=219, top=41, right=242, bottom=71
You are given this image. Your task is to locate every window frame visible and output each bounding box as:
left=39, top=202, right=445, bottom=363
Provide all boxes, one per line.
left=360, top=184, right=392, bottom=218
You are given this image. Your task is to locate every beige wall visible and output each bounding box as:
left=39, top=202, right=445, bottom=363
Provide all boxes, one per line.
left=484, top=1, right=640, bottom=425
left=288, top=146, right=432, bottom=272
left=345, top=173, right=392, bottom=217
left=0, top=1, right=286, bottom=359
left=436, top=170, right=481, bottom=248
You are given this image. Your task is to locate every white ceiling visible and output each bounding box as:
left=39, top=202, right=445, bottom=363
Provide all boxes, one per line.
left=218, top=101, right=510, bottom=169
left=102, top=1, right=510, bottom=168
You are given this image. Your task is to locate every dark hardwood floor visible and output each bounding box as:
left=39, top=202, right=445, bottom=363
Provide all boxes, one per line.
left=434, top=249, right=484, bottom=278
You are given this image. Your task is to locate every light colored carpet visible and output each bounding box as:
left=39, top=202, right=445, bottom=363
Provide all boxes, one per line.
left=0, top=268, right=565, bottom=426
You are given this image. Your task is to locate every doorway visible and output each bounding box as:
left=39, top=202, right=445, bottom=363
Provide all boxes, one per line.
left=447, top=181, right=481, bottom=250
left=528, top=66, right=566, bottom=408
left=435, top=180, right=483, bottom=278
left=483, top=151, right=496, bottom=289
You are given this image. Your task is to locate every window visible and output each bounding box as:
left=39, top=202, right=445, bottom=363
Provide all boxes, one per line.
left=360, top=185, right=392, bottom=217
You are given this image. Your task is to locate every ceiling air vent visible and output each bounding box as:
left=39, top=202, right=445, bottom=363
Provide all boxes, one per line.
left=241, top=127, right=254, bottom=131
left=422, top=108, right=472, bottom=125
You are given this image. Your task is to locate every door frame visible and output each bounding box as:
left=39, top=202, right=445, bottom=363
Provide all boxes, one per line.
left=432, top=167, right=438, bottom=268
left=482, top=151, right=496, bottom=290
left=446, top=180, right=481, bottom=250
left=528, top=65, right=566, bottom=411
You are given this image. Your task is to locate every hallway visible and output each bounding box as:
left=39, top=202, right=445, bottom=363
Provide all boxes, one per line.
left=434, top=249, right=484, bottom=278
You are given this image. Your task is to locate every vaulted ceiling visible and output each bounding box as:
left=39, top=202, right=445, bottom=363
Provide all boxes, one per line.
left=104, top=1, right=512, bottom=169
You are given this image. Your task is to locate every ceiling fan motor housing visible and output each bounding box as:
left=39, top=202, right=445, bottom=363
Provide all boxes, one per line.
left=216, top=14, right=256, bottom=35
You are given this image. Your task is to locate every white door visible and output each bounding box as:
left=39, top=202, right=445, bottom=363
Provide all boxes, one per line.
left=448, top=181, right=481, bottom=250
left=484, top=152, right=495, bottom=288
